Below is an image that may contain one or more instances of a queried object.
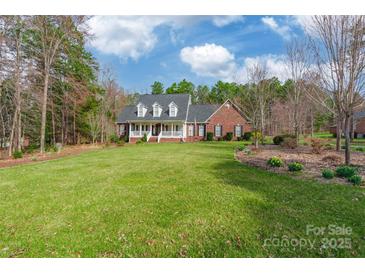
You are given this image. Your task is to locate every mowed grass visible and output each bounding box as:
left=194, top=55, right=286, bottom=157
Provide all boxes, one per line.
left=0, top=142, right=364, bottom=258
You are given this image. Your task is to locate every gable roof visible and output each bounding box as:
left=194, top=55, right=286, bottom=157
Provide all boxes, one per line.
left=186, top=104, right=220, bottom=123
left=117, top=94, right=190, bottom=122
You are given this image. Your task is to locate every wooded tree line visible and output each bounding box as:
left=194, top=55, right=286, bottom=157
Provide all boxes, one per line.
left=0, top=16, right=126, bottom=157
left=150, top=77, right=330, bottom=139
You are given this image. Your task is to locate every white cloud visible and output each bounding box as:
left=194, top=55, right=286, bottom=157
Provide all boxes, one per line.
left=261, top=16, right=292, bottom=40
left=237, top=54, right=290, bottom=83
left=212, top=16, right=244, bottom=27
left=88, top=16, right=245, bottom=60
left=180, top=43, right=290, bottom=83
left=180, top=43, right=237, bottom=81
left=88, top=16, right=161, bottom=61
left=291, top=15, right=317, bottom=36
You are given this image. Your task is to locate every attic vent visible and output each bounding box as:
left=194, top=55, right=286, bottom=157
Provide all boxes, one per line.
left=225, top=102, right=230, bottom=108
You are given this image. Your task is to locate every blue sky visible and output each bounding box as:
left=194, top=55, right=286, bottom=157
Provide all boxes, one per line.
left=87, top=16, right=308, bottom=93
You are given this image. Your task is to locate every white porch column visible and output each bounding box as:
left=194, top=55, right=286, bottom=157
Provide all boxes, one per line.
left=171, top=123, right=174, bottom=136
left=129, top=123, right=132, bottom=141
left=139, top=123, right=142, bottom=136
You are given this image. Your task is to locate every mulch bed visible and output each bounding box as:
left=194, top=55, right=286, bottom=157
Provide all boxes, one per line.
left=235, top=144, right=365, bottom=186
left=0, top=144, right=107, bottom=169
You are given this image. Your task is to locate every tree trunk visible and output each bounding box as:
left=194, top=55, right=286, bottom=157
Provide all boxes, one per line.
left=17, top=111, right=21, bottom=151
left=61, top=108, right=64, bottom=145
left=73, top=100, right=76, bottom=145
left=51, top=99, right=56, bottom=145
left=8, top=110, right=17, bottom=157
left=40, top=71, right=49, bottom=154
left=336, top=116, right=342, bottom=151
left=260, top=107, right=265, bottom=145
left=344, top=113, right=351, bottom=165
left=310, top=110, right=314, bottom=137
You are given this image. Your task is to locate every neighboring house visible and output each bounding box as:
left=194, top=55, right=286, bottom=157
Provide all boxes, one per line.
left=329, top=111, right=365, bottom=138
left=116, top=94, right=251, bottom=143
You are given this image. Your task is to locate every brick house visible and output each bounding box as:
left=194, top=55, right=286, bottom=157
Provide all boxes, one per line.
left=329, top=111, right=365, bottom=138
left=116, top=94, right=251, bottom=143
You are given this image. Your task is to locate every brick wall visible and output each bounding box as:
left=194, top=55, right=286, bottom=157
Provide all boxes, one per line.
left=206, top=101, right=251, bottom=140
left=185, top=123, right=205, bottom=142
left=355, top=118, right=365, bottom=134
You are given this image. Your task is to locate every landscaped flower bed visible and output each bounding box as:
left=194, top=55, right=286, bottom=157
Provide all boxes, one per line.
left=235, top=144, right=365, bottom=186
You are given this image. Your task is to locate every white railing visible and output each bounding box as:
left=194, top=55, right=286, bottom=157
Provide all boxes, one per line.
left=130, top=130, right=149, bottom=137
left=160, top=131, right=183, bottom=137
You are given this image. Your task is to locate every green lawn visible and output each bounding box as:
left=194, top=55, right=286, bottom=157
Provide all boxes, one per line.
left=0, top=142, right=364, bottom=257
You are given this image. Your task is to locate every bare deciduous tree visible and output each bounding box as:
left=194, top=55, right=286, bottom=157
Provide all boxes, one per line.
left=286, top=38, right=310, bottom=144
left=311, top=16, right=365, bottom=164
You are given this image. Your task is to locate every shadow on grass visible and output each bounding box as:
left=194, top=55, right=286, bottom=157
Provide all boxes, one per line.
left=209, top=157, right=365, bottom=257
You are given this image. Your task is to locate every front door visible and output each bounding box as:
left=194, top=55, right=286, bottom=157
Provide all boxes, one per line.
left=152, top=124, right=161, bottom=136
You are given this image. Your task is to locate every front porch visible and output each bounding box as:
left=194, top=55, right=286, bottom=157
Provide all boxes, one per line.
left=129, top=122, right=184, bottom=142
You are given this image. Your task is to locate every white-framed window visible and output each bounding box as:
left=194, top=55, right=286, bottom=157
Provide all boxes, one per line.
left=215, top=125, right=222, bottom=137
left=198, top=125, right=204, bottom=137
left=137, top=103, right=146, bottom=117
left=153, top=103, right=161, bottom=117
left=188, top=125, right=194, bottom=137
left=169, top=103, right=177, bottom=117
left=235, top=125, right=242, bottom=137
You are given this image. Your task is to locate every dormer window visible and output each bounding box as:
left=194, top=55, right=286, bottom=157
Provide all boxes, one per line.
left=137, top=103, right=146, bottom=117
left=153, top=102, right=161, bottom=117
left=169, top=102, right=178, bottom=117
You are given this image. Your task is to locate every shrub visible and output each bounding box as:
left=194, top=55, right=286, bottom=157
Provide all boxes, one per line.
left=242, top=132, right=252, bottom=141
left=267, top=156, right=284, bottom=167
left=252, top=131, right=263, bottom=142
left=236, top=144, right=246, bottom=151
left=206, top=132, right=213, bottom=141
left=109, top=134, right=120, bottom=143
left=225, top=132, right=233, bottom=141
left=136, top=140, right=143, bottom=144
left=273, top=135, right=284, bottom=145
left=288, top=162, right=304, bottom=172
left=348, top=175, right=362, bottom=186
left=322, top=169, right=335, bottom=179
left=25, top=143, right=38, bottom=154
left=311, top=138, right=325, bottom=154
left=335, top=166, right=357, bottom=178
left=355, top=147, right=365, bottom=152
left=13, top=150, right=23, bottom=159
left=281, top=137, right=297, bottom=149
left=46, top=144, right=57, bottom=152
left=124, top=135, right=129, bottom=143
left=117, top=139, right=125, bottom=147
left=141, top=133, right=147, bottom=142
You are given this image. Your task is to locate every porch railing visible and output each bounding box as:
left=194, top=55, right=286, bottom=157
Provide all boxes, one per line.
left=130, top=130, right=149, bottom=137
